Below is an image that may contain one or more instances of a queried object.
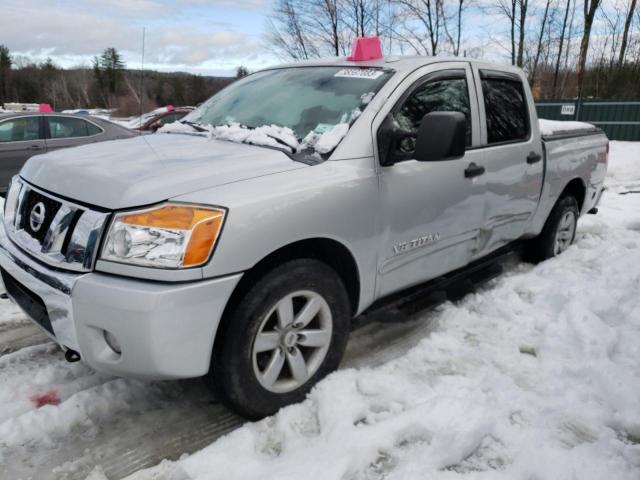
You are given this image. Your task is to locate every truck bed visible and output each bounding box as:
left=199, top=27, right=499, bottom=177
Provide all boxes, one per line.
left=529, top=119, right=608, bottom=235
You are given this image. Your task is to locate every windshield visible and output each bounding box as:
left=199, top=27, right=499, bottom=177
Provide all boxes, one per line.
left=181, top=66, right=393, bottom=157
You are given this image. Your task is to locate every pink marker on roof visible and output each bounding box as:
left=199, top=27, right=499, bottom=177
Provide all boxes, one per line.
left=347, top=37, right=383, bottom=62
left=39, top=103, right=53, bottom=113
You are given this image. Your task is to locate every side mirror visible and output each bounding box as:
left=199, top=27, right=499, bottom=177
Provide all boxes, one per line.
left=414, top=111, right=466, bottom=162
left=376, top=115, right=414, bottom=166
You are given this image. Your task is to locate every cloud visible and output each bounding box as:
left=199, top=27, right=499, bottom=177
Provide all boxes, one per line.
left=2, top=0, right=275, bottom=74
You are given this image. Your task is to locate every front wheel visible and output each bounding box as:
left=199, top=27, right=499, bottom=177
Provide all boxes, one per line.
left=208, top=259, right=351, bottom=419
left=525, top=195, right=579, bottom=263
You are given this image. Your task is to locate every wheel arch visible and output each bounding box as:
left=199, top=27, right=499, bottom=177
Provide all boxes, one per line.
left=559, top=177, right=587, bottom=213
left=216, top=237, right=361, bottom=343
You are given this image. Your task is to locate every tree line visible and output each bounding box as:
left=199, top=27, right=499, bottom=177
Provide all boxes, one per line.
left=0, top=46, right=235, bottom=115
left=268, top=0, right=640, bottom=99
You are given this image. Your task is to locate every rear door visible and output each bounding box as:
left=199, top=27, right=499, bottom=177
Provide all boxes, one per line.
left=44, top=116, right=104, bottom=152
left=0, top=115, right=46, bottom=190
left=375, top=63, right=486, bottom=298
left=472, top=69, right=544, bottom=256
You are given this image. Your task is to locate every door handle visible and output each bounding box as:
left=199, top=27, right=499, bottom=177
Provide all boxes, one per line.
left=464, top=162, right=485, bottom=178
left=526, top=151, right=542, bottom=164
left=27, top=145, right=43, bottom=151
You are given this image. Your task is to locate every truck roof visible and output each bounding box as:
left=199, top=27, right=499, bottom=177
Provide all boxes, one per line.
left=269, top=55, right=525, bottom=77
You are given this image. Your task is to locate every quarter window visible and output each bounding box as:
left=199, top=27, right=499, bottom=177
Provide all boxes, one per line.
left=47, top=117, right=97, bottom=139
left=394, top=74, right=472, bottom=154
left=0, top=117, right=41, bottom=142
left=86, top=122, right=102, bottom=136
left=481, top=76, right=529, bottom=143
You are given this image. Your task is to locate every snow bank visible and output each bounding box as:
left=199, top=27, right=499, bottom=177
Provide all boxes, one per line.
left=126, top=141, right=640, bottom=480
left=539, top=118, right=598, bottom=136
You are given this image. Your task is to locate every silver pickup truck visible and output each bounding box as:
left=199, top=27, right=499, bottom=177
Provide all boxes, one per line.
left=0, top=51, right=608, bottom=418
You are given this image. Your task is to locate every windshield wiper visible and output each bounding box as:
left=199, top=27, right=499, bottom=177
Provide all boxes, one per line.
left=181, top=120, right=208, bottom=132
left=265, top=133, right=298, bottom=152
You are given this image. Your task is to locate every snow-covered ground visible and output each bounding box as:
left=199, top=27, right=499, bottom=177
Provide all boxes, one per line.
left=0, top=142, right=639, bottom=480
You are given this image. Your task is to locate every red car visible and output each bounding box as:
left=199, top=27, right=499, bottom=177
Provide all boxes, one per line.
left=126, top=106, right=194, bottom=132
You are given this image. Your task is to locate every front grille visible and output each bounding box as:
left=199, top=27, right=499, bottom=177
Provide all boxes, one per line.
left=19, top=189, right=62, bottom=241
left=1, top=268, right=53, bottom=335
left=3, top=178, right=110, bottom=272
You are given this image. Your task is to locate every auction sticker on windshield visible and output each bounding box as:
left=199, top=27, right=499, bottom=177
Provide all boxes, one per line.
left=334, top=68, right=385, bottom=80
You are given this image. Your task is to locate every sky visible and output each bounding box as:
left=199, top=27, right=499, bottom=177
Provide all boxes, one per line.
left=2, top=0, right=279, bottom=77
left=2, top=0, right=616, bottom=78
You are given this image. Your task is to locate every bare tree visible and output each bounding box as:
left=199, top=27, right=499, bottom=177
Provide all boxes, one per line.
left=344, top=0, right=369, bottom=37
left=558, top=0, right=578, bottom=97
left=600, top=0, right=626, bottom=70
left=492, top=0, right=528, bottom=66
left=306, top=0, right=343, bottom=56
left=394, top=0, right=445, bottom=56
left=576, top=0, right=602, bottom=99
left=268, top=0, right=318, bottom=60
left=530, top=0, right=552, bottom=84
left=553, top=0, right=573, bottom=97
left=516, top=0, right=530, bottom=67
left=618, top=0, right=638, bottom=65
left=442, top=0, right=466, bottom=55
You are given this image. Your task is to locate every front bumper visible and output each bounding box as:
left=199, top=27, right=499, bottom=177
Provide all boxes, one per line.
left=0, top=218, right=242, bottom=380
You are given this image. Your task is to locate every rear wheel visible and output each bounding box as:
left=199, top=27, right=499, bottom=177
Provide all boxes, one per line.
left=208, top=259, right=351, bottom=419
left=525, top=195, right=579, bottom=263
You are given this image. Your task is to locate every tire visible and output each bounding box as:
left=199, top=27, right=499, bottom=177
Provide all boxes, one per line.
left=525, top=195, right=579, bottom=263
left=208, top=258, right=351, bottom=419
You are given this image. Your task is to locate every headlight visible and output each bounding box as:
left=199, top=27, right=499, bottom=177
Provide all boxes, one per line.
left=101, top=203, right=226, bottom=268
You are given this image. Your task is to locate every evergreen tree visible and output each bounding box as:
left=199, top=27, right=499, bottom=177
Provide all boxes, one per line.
left=93, top=47, right=125, bottom=96
left=236, top=66, right=249, bottom=79
left=0, top=45, right=11, bottom=106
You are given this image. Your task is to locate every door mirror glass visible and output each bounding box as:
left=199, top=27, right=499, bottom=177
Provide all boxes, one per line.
left=414, top=111, right=467, bottom=162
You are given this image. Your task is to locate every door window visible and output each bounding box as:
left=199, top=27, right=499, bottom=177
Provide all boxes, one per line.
left=0, top=117, right=41, bottom=142
left=393, top=73, right=472, bottom=155
left=47, top=116, right=96, bottom=139
left=481, top=75, right=529, bottom=144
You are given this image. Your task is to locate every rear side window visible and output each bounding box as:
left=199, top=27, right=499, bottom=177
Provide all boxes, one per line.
left=47, top=116, right=92, bottom=139
left=481, top=74, right=529, bottom=144
left=0, top=117, right=41, bottom=142
left=394, top=73, right=472, bottom=154
left=86, top=121, right=102, bottom=136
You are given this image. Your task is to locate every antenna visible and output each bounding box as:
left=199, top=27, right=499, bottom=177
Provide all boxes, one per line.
left=138, top=27, right=146, bottom=133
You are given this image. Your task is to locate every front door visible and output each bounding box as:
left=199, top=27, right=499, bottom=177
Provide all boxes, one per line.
left=376, top=64, right=487, bottom=298
left=0, top=115, right=46, bottom=191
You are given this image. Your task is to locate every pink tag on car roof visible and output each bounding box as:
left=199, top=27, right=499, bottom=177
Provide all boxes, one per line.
left=39, top=103, right=53, bottom=113
left=166, top=105, right=175, bottom=112
left=347, top=37, right=383, bottom=62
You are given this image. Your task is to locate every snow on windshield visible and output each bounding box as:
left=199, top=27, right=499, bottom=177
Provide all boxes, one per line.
left=158, top=118, right=360, bottom=157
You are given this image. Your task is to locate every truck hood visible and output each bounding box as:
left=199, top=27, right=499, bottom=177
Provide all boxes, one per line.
left=20, top=133, right=306, bottom=209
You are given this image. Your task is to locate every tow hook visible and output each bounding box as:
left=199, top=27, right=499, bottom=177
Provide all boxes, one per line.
left=64, top=349, right=81, bottom=363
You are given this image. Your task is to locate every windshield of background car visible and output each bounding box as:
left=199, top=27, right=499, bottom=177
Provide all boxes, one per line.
left=184, top=66, right=393, bottom=142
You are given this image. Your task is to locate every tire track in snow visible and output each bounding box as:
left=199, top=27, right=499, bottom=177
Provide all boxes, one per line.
left=0, top=293, right=453, bottom=480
